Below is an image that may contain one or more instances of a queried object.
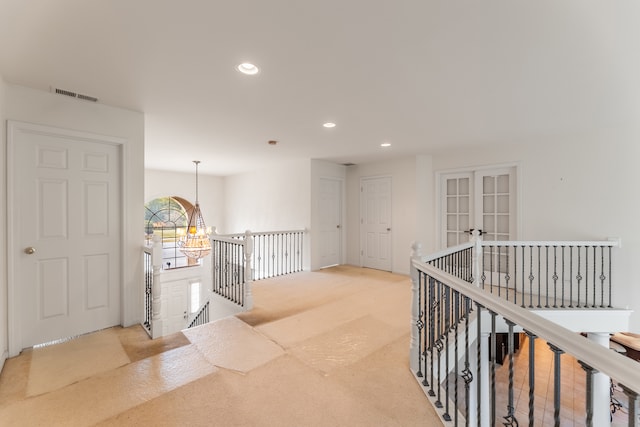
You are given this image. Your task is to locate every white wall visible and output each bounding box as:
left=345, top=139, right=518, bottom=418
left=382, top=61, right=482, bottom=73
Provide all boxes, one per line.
left=223, top=160, right=312, bottom=269
left=431, top=128, right=640, bottom=331
left=310, top=160, right=347, bottom=270
left=145, top=169, right=224, bottom=231
left=4, top=84, right=145, bottom=334
left=415, top=155, right=435, bottom=256
left=346, top=157, right=418, bottom=275
left=223, top=160, right=311, bottom=234
left=0, top=75, right=7, bottom=369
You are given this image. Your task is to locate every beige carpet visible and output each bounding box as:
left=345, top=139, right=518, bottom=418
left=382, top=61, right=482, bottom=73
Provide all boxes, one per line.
left=26, top=328, right=130, bottom=397
left=182, top=316, right=285, bottom=373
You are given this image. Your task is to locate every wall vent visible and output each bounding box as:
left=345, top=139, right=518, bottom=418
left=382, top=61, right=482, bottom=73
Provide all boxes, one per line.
left=53, top=87, right=98, bottom=103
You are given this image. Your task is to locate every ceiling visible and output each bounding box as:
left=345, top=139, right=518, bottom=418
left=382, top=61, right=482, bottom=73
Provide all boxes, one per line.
left=1, top=1, right=639, bottom=175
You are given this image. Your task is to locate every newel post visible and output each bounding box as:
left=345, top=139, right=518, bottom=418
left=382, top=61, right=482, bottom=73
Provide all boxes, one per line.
left=151, top=234, right=163, bottom=339
left=243, top=230, right=254, bottom=310
left=410, top=241, right=423, bottom=373
left=471, top=230, right=483, bottom=288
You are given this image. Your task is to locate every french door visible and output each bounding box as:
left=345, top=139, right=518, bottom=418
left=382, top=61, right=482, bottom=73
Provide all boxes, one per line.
left=440, top=167, right=517, bottom=248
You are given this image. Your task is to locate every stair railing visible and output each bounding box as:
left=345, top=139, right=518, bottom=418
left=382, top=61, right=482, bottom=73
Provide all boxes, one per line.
left=410, top=237, right=638, bottom=426
left=142, top=235, right=163, bottom=338
left=210, top=231, right=253, bottom=309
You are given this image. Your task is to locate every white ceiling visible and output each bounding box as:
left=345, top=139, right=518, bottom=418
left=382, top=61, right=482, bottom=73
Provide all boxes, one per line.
left=1, top=1, right=639, bottom=175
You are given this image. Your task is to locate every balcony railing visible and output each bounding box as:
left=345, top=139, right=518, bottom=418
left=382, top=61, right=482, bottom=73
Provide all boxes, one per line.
left=410, top=237, right=639, bottom=426
left=225, top=229, right=305, bottom=280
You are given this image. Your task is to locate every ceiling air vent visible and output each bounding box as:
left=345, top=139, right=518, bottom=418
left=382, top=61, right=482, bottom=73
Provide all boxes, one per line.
left=53, top=87, right=98, bottom=102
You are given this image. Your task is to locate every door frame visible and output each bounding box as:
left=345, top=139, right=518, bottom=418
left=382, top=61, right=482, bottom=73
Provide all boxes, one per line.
left=7, top=121, right=126, bottom=356
left=435, top=162, right=522, bottom=249
left=359, top=175, right=393, bottom=270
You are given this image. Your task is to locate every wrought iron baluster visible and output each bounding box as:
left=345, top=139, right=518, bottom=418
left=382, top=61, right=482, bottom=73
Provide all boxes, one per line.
left=453, top=290, right=460, bottom=426
left=528, top=246, right=534, bottom=308
left=599, top=246, right=605, bottom=308
left=578, top=361, right=596, bottom=427
left=548, top=343, right=565, bottom=427
left=526, top=331, right=537, bottom=427
left=583, top=246, right=588, bottom=308
left=577, top=246, right=583, bottom=307
left=490, top=311, right=497, bottom=427
left=497, top=246, right=502, bottom=298
left=429, top=277, right=436, bottom=397
left=608, top=246, right=612, bottom=308
left=569, top=246, right=574, bottom=308
left=537, top=246, right=541, bottom=308
left=552, top=246, right=558, bottom=308
left=435, top=280, right=443, bottom=409
left=521, top=246, right=526, bottom=308
left=443, top=285, right=451, bottom=422
left=592, top=246, right=596, bottom=308
left=490, top=245, right=494, bottom=294
left=462, top=296, right=473, bottom=427
left=481, top=247, right=486, bottom=290
left=513, top=246, right=518, bottom=306
left=545, top=246, right=550, bottom=308
left=416, top=271, right=424, bottom=378
left=422, top=273, right=429, bottom=386
left=505, top=246, right=511, bottom=303
left=476, top=303, right=483, bottom=427
left=503, top=319, right=518, bottom=427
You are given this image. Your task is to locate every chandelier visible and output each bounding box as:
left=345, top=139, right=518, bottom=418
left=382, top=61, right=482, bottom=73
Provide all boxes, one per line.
left=178, top=160, right=212, bottom=259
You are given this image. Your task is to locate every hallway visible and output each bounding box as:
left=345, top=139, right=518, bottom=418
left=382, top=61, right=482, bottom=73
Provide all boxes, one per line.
left=0, top=266, right=440, bottom=426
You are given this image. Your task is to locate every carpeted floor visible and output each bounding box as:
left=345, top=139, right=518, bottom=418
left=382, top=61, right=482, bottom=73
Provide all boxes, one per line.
left=0, top=266, right=441, bottom=426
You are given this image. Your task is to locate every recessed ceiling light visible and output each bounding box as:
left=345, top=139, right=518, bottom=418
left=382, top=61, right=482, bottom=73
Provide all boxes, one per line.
left=381, top=142, right=391, bottom=147
left=237, top=63, right=259, bottom=75
left=323, top=122, right=336, bottom=128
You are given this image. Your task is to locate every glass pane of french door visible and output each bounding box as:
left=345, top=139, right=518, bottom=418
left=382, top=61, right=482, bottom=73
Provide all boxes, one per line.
left=443, top=173, right=472, bottom=247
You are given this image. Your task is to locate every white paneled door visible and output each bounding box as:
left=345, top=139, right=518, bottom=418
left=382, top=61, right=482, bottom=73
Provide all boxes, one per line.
left=9, top=122, right=121, bottom=353
left=361, top=176, right=392, bottom=271
left=319, top=178, right=342, bottom=268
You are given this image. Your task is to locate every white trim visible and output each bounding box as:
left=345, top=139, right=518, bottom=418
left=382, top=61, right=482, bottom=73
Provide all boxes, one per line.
left=7, top=120, right=126, bottom=356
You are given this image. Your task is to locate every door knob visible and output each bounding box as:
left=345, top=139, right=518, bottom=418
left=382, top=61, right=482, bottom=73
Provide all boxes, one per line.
left=336, top=225, right=341, bottom=229
left=24, top=247, right=36, bottom=255
left=387, top=228, right=391, bottom=231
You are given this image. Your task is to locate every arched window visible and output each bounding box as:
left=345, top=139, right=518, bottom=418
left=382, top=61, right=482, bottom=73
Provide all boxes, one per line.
left=144, top=196, right=199, bottom=269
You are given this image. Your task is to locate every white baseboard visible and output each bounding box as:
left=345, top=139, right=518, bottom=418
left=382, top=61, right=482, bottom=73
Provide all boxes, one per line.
left=0, top=350, right=8, bottom=374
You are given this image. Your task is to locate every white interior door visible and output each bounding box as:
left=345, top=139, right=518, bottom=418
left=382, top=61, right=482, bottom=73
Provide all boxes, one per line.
left=360, top=176, right=392, bottom=271
left=163, top=279, right=188, bottom=335
left=319, top=178, right=341, bottom=268
left=9, top=122, right=121, bottom=352
left=441, top=167, right=517, bottom=248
